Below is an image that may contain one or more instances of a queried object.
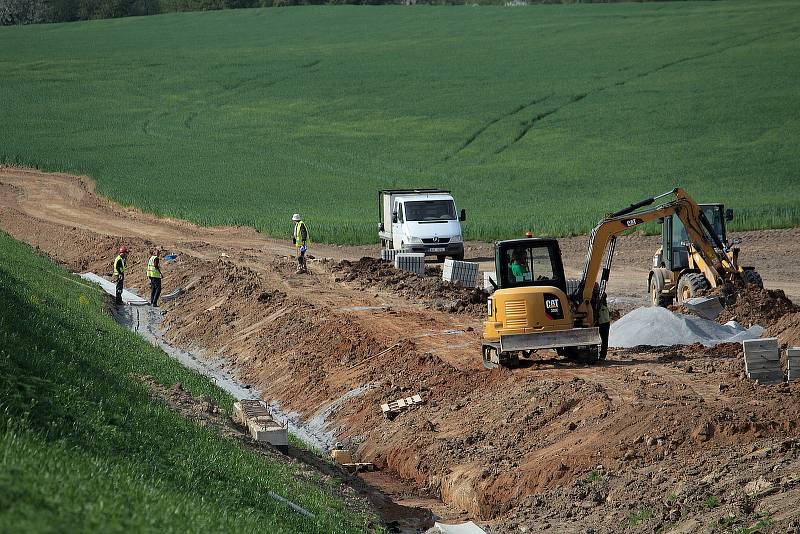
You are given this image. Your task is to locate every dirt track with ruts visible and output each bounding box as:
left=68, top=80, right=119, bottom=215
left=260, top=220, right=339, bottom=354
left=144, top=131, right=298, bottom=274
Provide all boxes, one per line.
left=2, top=166, right=800, bottom=533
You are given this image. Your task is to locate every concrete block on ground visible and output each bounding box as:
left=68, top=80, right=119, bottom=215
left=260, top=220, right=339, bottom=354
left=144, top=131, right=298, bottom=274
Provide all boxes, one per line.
left=747, top=370, right=784, bottom=385
left=330, top=449, right=353, bottom=464
left=742, top=337, right=780, bottom=353
left=381, top=248, right=400, bottom=262
left=442, top=258, right=479, bottom=288
left=788, top=348, right=800, bottom=370
left=789, top=370, right=800, bottom=382
left=247, top=418, right=288, bottom=448
left=394, top=253, right=425, bottom=275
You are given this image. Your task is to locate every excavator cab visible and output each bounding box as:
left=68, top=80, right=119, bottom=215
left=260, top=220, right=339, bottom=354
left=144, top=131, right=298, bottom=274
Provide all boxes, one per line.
left=482, top=238, right=600, bottom=369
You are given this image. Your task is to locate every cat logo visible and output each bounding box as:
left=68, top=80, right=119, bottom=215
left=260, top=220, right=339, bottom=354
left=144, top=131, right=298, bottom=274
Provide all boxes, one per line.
left=543, top=293, right=564, bottom=320
left=624, top=217, right=644, bottom=227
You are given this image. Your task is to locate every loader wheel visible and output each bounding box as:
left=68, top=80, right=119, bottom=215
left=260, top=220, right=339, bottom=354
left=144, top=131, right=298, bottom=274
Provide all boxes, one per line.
left=676, top=273, right=709, bottom=304
left=743, top=269, right=764, bottom=289
left=649, top=273, right=673, bottom=307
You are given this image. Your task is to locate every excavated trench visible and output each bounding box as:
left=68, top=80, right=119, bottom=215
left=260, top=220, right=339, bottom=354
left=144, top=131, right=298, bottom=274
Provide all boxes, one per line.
left=111, top=297, right=441, bottom=532
left=4, top=169, right=800, bottom=532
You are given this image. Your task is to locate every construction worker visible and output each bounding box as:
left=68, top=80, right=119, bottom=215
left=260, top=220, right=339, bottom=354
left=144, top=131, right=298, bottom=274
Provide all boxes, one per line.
left=147, top=248, right=163, bottom=307
left=292, top=213, right=308, bottom=274
left=113, top=246, right=128, bottom=305
left=597, top=293, right=611, bottom=360
left=510, top=249, right=530, bottom=282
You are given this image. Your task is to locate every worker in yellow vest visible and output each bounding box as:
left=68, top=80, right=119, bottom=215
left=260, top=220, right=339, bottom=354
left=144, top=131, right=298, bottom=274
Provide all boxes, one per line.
left=147, top=248, right=163, bottom=307
left=291, top=213, right=309, bottom=274
left=113, top=246, right=128, bottom=305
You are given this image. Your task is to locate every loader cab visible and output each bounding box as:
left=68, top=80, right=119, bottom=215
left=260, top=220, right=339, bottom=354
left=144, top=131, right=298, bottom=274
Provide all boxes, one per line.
left=660, top=204, right=730, bottom=270
left=495, top=238, right=567, bottom=294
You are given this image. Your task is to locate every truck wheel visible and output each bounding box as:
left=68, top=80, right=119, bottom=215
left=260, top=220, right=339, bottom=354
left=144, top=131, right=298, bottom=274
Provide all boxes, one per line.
left=649, top=273, right=673, bottom=307
left=436, top=255, right=446, bottom=263
left=451, top=253, right=464, bottom=261
left=743, top=269, right=764, bottom=288
left=676, top=273, right=709, bottom=304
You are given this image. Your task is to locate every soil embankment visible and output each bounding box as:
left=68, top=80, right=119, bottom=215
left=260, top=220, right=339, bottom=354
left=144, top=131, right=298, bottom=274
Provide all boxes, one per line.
left=2, top=166, right=800, bottom=532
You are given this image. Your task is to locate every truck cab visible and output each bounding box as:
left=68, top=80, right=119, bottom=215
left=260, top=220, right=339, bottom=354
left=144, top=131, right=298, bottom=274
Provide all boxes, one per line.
left=378, top=189, right=466, bottom=260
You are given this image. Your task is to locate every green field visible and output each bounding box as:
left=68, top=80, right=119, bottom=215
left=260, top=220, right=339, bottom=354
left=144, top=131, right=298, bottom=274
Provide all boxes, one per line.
left=0, top=232, right=378, bottom=532
left=1, top=1, right=799, bottom=243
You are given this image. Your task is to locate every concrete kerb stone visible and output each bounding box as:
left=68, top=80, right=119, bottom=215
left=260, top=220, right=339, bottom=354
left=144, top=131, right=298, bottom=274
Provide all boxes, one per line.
left=442, top=258, right=478, bottom=288
left=743, top=337, right=782, bottom=383
left=394, top=253, right=425, bottom=275
left=381, top=248, right=401, bottom=262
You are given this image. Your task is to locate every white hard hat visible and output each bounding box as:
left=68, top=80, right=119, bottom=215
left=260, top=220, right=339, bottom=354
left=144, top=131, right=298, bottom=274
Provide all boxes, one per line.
left=292, top=213, right=301, bottom=221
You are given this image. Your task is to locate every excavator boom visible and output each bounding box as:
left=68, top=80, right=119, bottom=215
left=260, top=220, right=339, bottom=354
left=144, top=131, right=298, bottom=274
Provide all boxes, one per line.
left=574, top=188, right=742, bottom=324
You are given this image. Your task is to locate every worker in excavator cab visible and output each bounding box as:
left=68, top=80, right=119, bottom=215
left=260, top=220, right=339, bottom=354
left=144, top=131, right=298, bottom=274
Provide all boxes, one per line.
left=147, top=247, right=163, bottom=307
left=113, top=246, right=128, bottom=305
left=292, top=213, right=309, bottom=274
left=509, top=248, right=531, bottom=283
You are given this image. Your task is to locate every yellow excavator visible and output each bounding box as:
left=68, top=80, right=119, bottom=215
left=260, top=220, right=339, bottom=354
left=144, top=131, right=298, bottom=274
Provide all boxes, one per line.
left=482, top=188, right=752, bottom=369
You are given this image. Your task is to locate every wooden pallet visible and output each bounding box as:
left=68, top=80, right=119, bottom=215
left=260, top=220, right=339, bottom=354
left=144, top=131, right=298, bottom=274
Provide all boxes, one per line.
left=381, top=394, right=424, bottom=416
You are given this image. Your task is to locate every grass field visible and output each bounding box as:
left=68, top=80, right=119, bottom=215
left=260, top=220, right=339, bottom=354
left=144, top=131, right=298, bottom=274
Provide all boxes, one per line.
left=1, top=1, right=799, bottom=243
left=0, top=232, right=379, bottom=532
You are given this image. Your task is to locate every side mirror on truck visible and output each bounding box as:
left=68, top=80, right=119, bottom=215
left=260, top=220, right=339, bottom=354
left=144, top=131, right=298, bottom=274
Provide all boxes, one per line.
left=392, top=212, right=398, bottom=224
left=725, top=208, right=734, bottom=222
left=459, top=209, right=466, bottom=222
left=378, top=223, right=384, bottom=232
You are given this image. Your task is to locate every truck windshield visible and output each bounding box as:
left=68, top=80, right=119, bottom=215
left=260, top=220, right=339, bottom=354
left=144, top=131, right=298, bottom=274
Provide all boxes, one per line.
left=404, top=200, right=456, bottom=222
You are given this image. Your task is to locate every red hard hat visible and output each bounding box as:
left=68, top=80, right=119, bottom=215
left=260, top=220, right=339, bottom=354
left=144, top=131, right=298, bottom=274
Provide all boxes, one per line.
left=118, top=246, right=129, bottom=254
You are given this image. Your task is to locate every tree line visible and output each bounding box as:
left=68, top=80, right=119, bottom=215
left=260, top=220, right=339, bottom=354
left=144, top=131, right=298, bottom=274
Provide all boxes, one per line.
left=1, top=0, right=690, bottom=26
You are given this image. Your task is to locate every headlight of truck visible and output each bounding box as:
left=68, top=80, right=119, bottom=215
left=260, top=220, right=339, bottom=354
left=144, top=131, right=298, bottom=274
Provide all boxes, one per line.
left=487, top=297, right=493, bottom=317
left=405, top=236, right=423, bottom=244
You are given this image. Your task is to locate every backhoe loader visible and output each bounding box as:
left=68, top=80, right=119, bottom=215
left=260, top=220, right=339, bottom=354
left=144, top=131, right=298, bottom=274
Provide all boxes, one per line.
left=482, top=188, right=753, bottom=369
left=649, top=203, right=762, bottom=306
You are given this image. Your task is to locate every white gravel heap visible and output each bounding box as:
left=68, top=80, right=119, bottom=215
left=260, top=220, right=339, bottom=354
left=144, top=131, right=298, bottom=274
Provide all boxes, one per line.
left=609, top=306, right=764, bottom=348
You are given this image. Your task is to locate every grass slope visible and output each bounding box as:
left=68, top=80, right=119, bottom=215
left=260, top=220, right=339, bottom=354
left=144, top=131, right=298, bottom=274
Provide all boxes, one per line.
left=1, top=1, right=799, bottom=243
left=0, top=232, right=378, bottom=533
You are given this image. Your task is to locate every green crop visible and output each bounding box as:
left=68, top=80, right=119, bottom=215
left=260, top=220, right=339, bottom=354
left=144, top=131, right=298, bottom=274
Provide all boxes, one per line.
left=0, top=232, right=380, bottom=533
left=1, top=1, right=798, bottom=244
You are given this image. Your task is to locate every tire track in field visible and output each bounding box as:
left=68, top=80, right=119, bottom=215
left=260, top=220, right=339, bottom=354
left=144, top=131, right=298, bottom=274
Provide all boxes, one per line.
left=489, top=24, right=799, bottom=156
left=141, top=60, right=320, bottom=137
left=443, top=94, right=551, bottom=161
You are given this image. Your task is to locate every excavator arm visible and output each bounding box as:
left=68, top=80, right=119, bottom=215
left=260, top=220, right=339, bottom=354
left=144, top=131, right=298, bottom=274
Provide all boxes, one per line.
left=573, top=188, right=743, bottom=325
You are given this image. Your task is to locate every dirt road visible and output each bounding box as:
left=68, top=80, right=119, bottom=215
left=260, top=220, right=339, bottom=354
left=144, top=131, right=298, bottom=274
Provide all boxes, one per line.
left=2, top=166, right=800, bottom=533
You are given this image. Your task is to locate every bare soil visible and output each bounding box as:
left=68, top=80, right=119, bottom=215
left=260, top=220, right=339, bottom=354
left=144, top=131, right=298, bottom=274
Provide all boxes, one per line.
left=3, top=166, right=800, bottom=532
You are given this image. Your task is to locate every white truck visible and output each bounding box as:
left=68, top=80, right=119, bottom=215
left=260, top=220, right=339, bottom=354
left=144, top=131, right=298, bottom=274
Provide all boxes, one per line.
left=377, top=189, right=466, bottom=261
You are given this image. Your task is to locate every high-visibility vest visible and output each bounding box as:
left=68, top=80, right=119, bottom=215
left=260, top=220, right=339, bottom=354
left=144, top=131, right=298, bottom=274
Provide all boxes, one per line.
left=294, top=221, right=309, bottom=247
left=114, top=255, right=126, bottom=275
left=147, top=256, right=161, bottom=279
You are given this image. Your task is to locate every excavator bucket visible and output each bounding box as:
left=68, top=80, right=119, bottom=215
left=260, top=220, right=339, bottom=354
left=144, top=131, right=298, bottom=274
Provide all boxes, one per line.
left=499, top=327, right=601, bottom=352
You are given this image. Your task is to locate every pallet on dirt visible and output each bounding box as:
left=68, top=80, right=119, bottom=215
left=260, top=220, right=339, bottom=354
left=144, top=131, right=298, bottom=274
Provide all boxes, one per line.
left=394, top=253, right=425, bottom=275
left=381, top=394, right=424, bottom=416
left=442, top=258, right=478, bottom=288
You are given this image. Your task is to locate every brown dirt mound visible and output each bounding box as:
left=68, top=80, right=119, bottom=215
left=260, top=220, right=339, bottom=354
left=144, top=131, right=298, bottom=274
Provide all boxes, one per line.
left=332, top=257, right=487, bottom=316
left=717, top=286, right=799, bottom=328
left=765, top=312, right=800, bottom=347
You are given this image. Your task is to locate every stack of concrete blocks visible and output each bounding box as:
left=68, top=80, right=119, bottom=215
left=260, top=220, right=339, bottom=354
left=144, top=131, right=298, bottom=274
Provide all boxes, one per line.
left=482, top=271, right=497, bottom=293
left=788, top=347, right=800, bottom=382
left=442, top=258, right=479, bottom=288
left=742, top=337, right=783, bottom=384
left=394, top=253, right=425, bottom=275
left=380, top=248, right=400, bottom=262
left=233, top=400, right=289, bottom=452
